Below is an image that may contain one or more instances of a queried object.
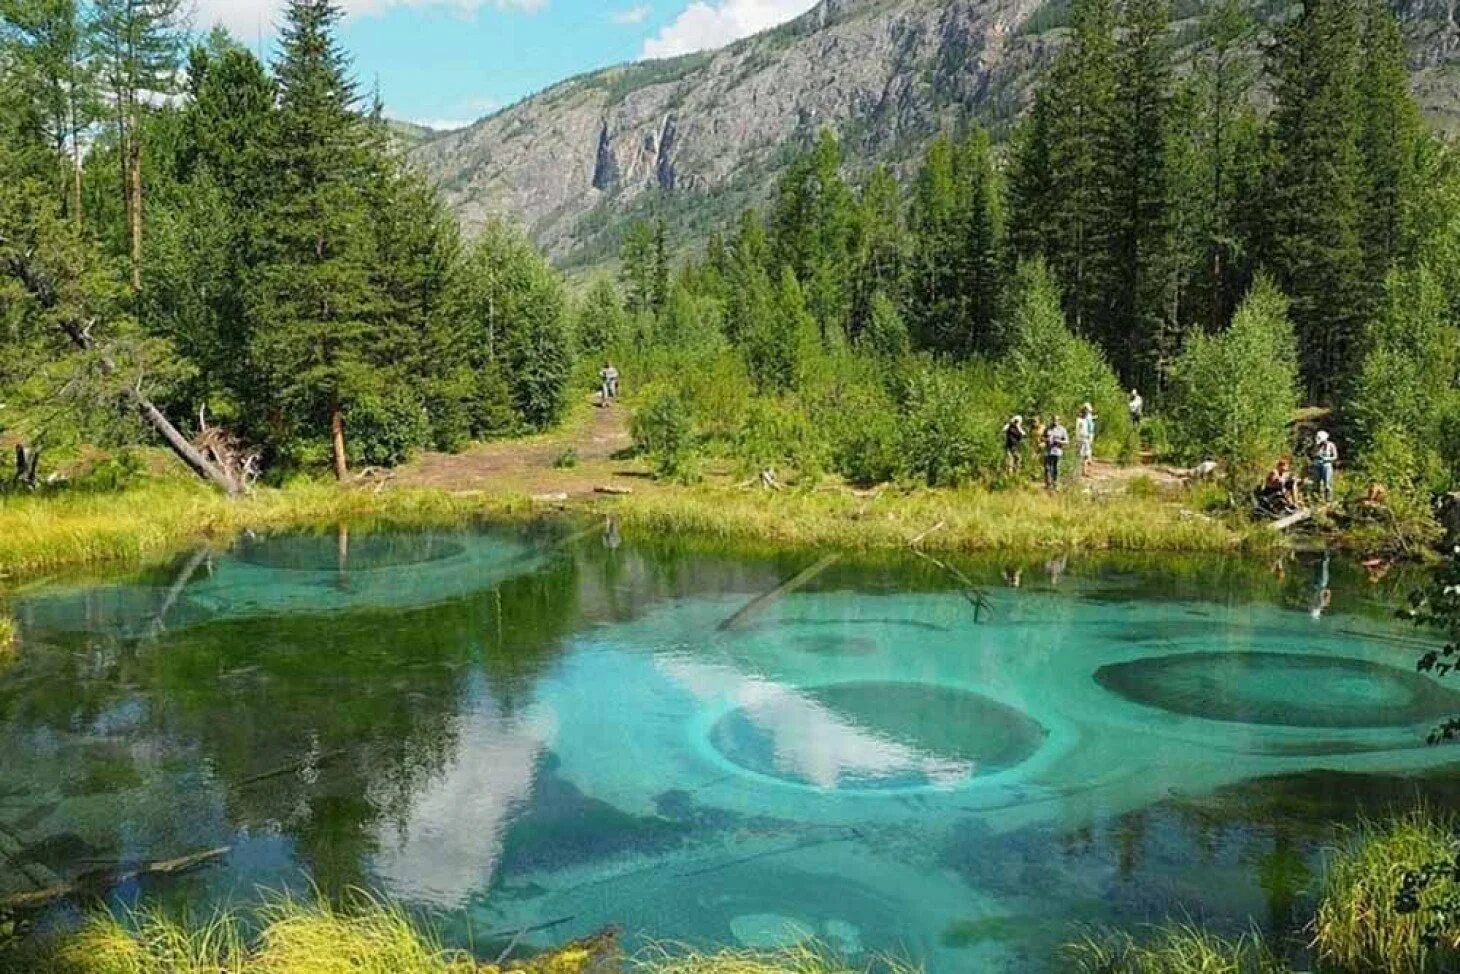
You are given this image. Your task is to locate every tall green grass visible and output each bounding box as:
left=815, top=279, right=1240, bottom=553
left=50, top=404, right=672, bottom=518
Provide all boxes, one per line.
left=6, top=896, right=915, bottom=974
left=1066, top=923, right=1283, bottom=973
left=1312, top=811, right=1460, bottom=973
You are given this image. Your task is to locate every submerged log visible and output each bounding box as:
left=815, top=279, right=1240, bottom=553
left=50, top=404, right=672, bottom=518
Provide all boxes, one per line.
left=718, top=554, right=842, bottom=631
left=1, top=846, right=230, bottom=911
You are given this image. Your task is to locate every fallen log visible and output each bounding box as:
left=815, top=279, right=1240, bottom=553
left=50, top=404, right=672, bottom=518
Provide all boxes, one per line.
left=594, top=485, right=632, bottom=496
left=1270, top=509, right=1311, bottom=531
left=2, top=846, right=230, bottom=911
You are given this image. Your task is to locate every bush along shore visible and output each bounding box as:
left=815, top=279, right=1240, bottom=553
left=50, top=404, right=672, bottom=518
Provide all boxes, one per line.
left=2, top=813, right=1456, bottom=973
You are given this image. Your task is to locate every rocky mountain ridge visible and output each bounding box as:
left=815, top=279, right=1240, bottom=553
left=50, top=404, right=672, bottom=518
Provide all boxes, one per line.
left=408, top=0, right=1460, bottom=268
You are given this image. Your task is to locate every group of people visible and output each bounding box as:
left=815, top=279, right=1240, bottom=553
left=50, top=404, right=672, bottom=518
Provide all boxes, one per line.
left=1002, top=389, right=1143, bottom=489
left=1254, top=430, right=1340, bottom=516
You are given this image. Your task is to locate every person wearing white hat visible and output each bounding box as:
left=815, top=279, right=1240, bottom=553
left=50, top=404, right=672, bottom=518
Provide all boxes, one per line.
left=1312, top=430, right=1338, bottom=503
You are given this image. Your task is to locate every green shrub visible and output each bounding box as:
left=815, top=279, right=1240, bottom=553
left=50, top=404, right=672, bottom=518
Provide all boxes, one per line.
left=1167, top=275, right=1299, bottom=485
left=553, top=447, right=579, bottom=469
left=731, top=398, right=827, bottom=480
left=901, top=369, right=995, bottom=487
left=632, top=385, right=700, bottom=483
left=346, top=390, right=431, bottom=468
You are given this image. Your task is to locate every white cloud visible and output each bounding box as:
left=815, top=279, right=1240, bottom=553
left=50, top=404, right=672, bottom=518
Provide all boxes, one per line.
left=193, top=0, right=548, bottom=38
left=610, top=3, right=652, bottom=24
left=640, top=0, right=816, bottom=59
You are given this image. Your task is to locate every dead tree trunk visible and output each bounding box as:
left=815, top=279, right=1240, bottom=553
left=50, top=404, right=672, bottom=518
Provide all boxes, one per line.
left=330, top=402, right=349, bottom=481
left=127, top=135, right=142, bottom=290
left=1, top=245, right=242, bottom=496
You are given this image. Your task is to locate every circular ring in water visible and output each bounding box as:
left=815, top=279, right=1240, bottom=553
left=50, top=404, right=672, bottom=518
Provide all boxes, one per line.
left=1094, top=651, right=1460, bottom=728
left=708, top=681, right=1047, bottom=791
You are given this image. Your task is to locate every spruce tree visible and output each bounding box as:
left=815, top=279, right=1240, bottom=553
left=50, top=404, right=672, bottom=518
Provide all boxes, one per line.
left=1355, top=0, right=1425, bottom=284
left=249, top=0, right=381, bottom=479
left=1108, top=0, right=1174, bottom=387
left=1042, top=0, right=1119, bottom=341
left=849, top=165, right=905, bottom=342
left=958, top=128, right=1005, bottom=356
left=1265, top=0, right=1368, bottom=402
left=1006, top=90, right=1058, bottom=265
left=619, top=220, right=657, bottom=317
left=1184, top=0, right=1260, bottom=333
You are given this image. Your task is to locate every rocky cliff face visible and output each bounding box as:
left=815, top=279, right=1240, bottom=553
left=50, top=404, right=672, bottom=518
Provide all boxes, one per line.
left=409, top=0, right=1460, bottom=267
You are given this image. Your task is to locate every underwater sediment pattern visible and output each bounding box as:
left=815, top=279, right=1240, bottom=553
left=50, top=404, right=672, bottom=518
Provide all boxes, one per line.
left=1, top=532, right=1457, bottom=971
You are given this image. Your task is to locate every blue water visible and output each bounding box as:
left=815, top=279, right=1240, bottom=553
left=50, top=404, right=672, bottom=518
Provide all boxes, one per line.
left=1, top=528, right=1457, bottom=969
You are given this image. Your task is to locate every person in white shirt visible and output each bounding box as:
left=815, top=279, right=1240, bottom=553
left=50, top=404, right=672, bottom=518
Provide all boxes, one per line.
left=1075, top=403, right=1096, bottom=478
left=1128, top=389, right=1143, bottom=427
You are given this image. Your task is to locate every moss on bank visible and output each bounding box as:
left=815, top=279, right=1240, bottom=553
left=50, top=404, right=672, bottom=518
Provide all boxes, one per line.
left=0, top=476, right=1274, bottom=581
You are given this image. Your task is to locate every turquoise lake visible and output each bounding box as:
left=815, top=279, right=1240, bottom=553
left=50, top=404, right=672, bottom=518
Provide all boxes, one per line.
left=3, top=524, right=1459, bottom=970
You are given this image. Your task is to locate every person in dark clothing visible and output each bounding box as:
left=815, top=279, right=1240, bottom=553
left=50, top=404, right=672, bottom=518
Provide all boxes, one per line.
left=1003, top=415, right=1026, bottom=473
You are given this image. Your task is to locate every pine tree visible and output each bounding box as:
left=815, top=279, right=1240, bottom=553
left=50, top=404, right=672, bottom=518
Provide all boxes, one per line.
left=92, top=0, right=186, bottom=289
left=249, top=0, right=381, bottom=479
left=1265, top=0, right=1368, bottom=402
left=1108, top=0, right=1174, bottom=388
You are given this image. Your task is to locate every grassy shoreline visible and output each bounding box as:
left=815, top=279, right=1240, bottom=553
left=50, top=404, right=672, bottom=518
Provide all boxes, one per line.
left=0, top=478, right=1277, bottom=582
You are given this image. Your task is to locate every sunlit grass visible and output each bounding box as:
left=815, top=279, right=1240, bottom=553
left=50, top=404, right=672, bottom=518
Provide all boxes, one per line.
left=0, top=482, right=535, bottom=578
left=1065, top=922, right=1284, bottom=973
left=611, top=483, right=1269, bottom=555
left=1312, top=811, right=1460, bottom=973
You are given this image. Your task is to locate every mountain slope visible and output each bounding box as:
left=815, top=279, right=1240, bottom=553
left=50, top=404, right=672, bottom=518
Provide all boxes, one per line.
left=410, top=0, right=1460, bottom=268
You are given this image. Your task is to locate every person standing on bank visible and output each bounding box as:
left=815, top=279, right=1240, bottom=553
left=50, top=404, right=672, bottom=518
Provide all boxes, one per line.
left=1313, top=430, right=1338, bottom=504
left=1128, top=389, right=1143, bottom=427
left=1003, top=415, right=1026, bottom=474
left=1075, top=403, right=1096, bottom=478
left=1044, top=415, right=1069, bottom=489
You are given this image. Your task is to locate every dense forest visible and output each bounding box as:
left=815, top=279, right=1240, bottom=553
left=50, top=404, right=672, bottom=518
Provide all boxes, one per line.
left=1, top=0, right=573, bottom=491
left=2, top=0, right=1459, bottom=533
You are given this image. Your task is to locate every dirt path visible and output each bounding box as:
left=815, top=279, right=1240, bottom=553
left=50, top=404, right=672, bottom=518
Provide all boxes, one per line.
left=395, top=398, right=641, bottom=497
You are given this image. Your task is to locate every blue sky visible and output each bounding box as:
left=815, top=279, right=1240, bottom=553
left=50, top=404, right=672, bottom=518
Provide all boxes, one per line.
left=192, top=0, right=820, bottom=130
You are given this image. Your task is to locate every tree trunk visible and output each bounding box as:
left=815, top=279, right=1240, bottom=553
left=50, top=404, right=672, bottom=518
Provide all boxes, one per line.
left=331, top=404, right=349, bottom=481
left=128, top=134, right=143, bottom=290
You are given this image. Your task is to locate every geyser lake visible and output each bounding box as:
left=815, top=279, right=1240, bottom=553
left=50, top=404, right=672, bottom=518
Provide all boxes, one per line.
left=3, top=524, right=1459, bottom=970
